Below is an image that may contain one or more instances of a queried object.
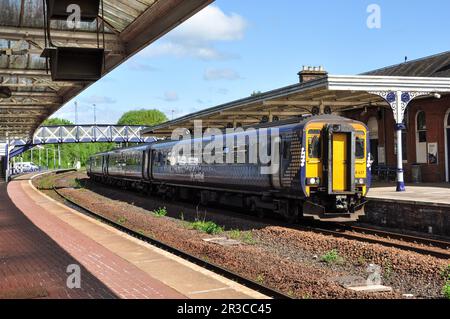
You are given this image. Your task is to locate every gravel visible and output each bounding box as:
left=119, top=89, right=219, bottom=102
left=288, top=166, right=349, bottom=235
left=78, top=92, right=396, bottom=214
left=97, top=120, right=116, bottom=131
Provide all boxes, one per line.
left=34, top=172, right=450, bottom=299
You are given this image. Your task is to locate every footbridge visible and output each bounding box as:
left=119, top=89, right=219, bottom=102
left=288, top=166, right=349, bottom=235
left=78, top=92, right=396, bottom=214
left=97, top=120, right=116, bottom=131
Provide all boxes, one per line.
left=9, top=125, right=156, bottom=158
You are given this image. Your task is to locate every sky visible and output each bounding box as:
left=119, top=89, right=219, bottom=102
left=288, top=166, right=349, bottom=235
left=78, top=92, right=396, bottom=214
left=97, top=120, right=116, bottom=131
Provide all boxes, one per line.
left=52, top=0, right=450, bottom=124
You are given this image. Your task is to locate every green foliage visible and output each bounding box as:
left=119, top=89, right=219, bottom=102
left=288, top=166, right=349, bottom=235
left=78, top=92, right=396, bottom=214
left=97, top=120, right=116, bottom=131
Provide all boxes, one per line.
left=443, top=282, right=450, bottom=299
left=320, top=249, right=344, bottom=264
left=117, top=217, right=127, bottom=225
left=255, top=274, right=265, bottom=284
left=152, top=207, right=168, bottom=217
left=117, top=109, right=168, bottom=126
left=250, top=91, right=263, bottom=97
left=36, top=175, right=55, bottom=190
left=190, top=220, right=223, bottom=235
left=228, top=229, right=257, bottom=245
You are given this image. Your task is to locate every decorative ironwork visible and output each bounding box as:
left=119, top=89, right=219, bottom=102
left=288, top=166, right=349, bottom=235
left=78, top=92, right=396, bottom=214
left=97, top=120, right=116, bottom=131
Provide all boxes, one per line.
left=369, top=90, right=430, bottom=124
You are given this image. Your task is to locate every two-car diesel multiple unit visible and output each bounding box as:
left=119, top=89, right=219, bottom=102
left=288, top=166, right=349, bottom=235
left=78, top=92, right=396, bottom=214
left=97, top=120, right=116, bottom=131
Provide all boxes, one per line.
left=87, top=115, right=371, bottom=222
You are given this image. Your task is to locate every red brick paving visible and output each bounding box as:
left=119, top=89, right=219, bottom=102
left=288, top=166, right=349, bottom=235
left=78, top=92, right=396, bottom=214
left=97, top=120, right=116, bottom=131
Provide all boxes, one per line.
left=2, top=179, right=185, bottom=299
left=0, top=182, right=114, bottom=299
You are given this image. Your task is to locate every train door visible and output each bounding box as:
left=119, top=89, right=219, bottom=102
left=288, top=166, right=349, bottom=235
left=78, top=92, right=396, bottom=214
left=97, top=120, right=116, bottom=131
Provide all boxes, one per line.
left=332, top=133, right=349, bottom=192
left=102, top=155, right=108, bottom=176
left=143, top=150, right=149, bottom=180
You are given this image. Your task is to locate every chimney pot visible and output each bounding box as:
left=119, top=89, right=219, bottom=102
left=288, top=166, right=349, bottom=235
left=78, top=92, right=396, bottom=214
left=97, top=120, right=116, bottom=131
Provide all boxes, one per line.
left=298, top=65, right=328, bottom=83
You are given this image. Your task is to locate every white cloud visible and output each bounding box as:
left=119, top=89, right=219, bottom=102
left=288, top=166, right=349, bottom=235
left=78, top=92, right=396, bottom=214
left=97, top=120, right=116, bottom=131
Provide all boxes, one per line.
left=204, top=68, right=241, bottom=81
left=140, top=6, right=247, bottom=61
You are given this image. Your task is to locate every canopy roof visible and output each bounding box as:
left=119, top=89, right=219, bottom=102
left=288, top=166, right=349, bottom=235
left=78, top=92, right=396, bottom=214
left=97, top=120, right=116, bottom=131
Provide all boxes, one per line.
left=143, top=74, right=450, bottom=137
left=0, top=0, right=212, bottom=141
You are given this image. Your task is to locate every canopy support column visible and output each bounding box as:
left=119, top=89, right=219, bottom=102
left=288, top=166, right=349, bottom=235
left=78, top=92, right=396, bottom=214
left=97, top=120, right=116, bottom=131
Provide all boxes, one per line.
left=369, top=91, right=430, bottom=192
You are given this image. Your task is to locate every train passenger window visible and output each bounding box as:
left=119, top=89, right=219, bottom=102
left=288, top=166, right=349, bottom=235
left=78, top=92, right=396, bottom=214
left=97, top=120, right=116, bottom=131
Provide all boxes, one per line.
left=283, top=141, right=290, bottom=159
left=308, top=136, right=321, bottom=159
left=355, top=136, right=365, bottom=159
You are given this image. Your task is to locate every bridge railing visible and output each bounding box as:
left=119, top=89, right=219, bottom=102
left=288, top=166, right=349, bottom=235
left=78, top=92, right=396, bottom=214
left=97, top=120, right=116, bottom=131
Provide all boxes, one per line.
left=11, top=125, right=156, bottom=147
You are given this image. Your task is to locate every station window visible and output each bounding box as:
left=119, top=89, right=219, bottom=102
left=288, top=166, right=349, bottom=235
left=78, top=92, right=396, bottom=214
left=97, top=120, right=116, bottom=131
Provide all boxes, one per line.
left=417, top=111, right=427, bottom=143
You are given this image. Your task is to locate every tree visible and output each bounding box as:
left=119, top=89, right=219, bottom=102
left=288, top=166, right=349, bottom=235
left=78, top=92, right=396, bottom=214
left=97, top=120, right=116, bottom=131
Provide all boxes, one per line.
left=117, top=109, right=168, bottom=126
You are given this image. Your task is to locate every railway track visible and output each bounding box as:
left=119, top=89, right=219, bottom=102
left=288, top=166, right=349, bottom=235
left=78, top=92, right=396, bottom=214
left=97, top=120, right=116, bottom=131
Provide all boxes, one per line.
left=51, top=186, right=292, bottom=300
left=298, top=222, right=450, bottom=260
left=48, top=170, right=450, bottom=261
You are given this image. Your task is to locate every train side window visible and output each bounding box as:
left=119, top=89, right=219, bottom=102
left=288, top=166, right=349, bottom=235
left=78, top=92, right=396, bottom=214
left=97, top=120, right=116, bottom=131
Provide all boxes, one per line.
left=308, top=136, right=321, bottom=159
left=355, top=136, right=365, bottom=159
left=283, top=141, right=290, bottom=159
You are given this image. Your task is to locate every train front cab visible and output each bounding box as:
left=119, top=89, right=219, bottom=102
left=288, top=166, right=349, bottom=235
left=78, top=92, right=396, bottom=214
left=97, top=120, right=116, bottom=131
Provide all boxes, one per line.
left=302, top=120, right=370, bottom=222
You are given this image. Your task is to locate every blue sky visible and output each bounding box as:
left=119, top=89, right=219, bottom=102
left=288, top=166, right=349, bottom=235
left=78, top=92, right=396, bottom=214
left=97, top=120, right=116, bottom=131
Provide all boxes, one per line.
left=52, top=0, right=450, bottom=124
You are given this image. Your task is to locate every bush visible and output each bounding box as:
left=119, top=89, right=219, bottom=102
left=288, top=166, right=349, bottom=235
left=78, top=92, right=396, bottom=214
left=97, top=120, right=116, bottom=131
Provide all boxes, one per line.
left=191, top=221, right=223, bottom=235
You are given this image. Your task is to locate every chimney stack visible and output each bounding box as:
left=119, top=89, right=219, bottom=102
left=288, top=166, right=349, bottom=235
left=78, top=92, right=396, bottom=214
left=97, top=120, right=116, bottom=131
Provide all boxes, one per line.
left=298, top=65, right=328, bottom=83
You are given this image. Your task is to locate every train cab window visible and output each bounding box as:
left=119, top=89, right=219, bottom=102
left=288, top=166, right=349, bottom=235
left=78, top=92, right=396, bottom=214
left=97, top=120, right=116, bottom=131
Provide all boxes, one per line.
left=308, top=136, right=321, bottom=159
left=355, top=136, right=365, bottom=159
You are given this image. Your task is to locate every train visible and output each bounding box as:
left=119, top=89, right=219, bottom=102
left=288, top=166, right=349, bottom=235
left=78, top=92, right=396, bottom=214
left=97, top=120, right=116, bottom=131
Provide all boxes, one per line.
left=87, top=115, right=371, bottom=222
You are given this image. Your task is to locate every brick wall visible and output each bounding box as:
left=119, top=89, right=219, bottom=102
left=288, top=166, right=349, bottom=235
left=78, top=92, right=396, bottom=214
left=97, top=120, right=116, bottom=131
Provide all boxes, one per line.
left=344, top=95, right=450, bottom=183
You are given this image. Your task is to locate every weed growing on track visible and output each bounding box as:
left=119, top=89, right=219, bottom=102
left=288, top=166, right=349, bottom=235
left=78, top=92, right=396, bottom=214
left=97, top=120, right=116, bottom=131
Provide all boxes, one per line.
left=383, top=260, right=394, bottom=280
left=36, top=175, right=55, bottom=190
left=228, top=230, right=257, bottom=245
left=152, top=207, right=168, bottom=217
left=117, top=216, right=127, bottom=225
left=443, top=282, right=450, bottom=299
left=442, top=265, right=450, bottom=299
left=320, top=250, right=344, bottom=265
left=190, top=221, right=223, bottom=235
left=256, top=274, right=265, bottom=285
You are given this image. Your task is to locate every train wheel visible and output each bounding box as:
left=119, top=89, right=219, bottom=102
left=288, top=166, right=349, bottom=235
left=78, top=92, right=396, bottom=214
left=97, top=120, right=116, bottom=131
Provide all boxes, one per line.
left=284, top=201, right=299, bottom=224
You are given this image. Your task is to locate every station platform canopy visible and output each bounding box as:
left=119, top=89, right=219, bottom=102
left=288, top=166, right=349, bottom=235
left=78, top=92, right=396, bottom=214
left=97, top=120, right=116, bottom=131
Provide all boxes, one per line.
left=142, top=74, right=450, bottom=138
left=0, top=0, right=212, bottom=141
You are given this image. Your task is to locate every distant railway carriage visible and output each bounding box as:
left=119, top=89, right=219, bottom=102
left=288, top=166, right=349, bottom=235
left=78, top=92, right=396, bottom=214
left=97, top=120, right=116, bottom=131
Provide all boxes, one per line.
left=88, top=115, right=371, bottom=222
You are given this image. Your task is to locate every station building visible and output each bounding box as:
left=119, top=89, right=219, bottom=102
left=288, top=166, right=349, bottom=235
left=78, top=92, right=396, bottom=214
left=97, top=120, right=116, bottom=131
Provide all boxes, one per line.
left=344, top=52, right=450, bottom=183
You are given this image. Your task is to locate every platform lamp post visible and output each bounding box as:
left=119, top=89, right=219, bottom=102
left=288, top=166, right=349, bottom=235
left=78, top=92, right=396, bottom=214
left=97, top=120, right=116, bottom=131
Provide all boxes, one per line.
left=93, top=104, right=97, bottom=125
left=369, top=90, right=430, bottom=192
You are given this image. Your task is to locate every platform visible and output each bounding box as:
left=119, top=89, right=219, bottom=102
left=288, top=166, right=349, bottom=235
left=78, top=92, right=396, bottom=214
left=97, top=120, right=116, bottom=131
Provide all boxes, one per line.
left=369, top=183, right=450, bottom=207
left=0, top=174, right=267, bottom=299
left=364, top=183, right=450, bottom=237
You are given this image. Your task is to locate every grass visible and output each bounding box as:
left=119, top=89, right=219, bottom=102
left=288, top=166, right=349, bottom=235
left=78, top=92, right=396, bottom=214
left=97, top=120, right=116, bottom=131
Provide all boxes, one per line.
left=117, top=216, right=127, bottom=225
left=152, top=207, right=168, bottom=218
left=228, top=229, right=257, bottom=245
left=256, top=274, right=265, bottom=285
left=320, top=249, right=344, bottom=265
left=383, top=261, right=394, bottom=280
left=36, top=175, right=55, bottom=190
left=190, top=220, right=223, bottom=235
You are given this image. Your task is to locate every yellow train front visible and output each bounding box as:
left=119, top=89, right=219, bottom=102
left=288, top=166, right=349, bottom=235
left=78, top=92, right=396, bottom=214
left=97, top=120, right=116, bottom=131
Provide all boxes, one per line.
left=299, top=115, right=370, bottom=222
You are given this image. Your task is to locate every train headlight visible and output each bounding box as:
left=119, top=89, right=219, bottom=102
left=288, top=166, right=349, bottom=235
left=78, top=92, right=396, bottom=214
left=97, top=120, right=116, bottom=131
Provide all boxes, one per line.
left=356, top=178, right=366, bottom=185
left=306, top=178, right=321, bottom=186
